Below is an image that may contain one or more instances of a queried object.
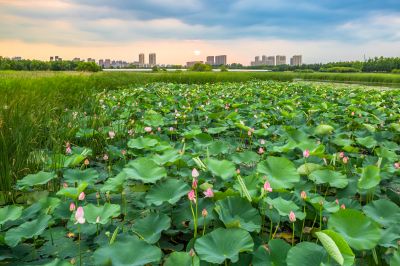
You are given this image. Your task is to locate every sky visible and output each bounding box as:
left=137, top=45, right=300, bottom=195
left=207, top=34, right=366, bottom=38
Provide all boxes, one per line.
left=0, top=0, right=399, bottom=65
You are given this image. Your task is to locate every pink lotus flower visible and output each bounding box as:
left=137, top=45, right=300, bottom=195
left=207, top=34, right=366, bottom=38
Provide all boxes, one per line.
left=128, top=129, right=134, bottom=136
left=340, top=204, right=346, bottom=210
left=247, top=130, right=252, bottom=136
left=192, top=168, right=199, bottom=178
left=303, top=149, right=310, bottom=158
left=260, top=139, right=266, bottom=145
left=78, top=192, right=85, bottom=201
left=169, top=127, right=174, bottom=131
left=96, top=216, right=101, bottom=223
left=236, top=169, right=241, bottom=174
left=121, top=149, right=126, bottom=156
left=289, top=211, right=296, bottom=222
left=103, top=154, right=109, bottom=161
left=202, top=208, right=208, bottom=217
left=258, top=147, right=265, bottom=154
left=66, top=146, right=72, bottom=155
left=63, top=183, right=68, bottom=188
left=69, top=202, right=76, bottom=211
left=394, top=162, right=400, bottom=169
left=335, top=199, right=339, bottom=204
left=300, top=191, right=307, bottom=200
left=96, top=192, right=100, bottom=199
left=263, top=181, right=272, bottom=192
left=351, top=111, right=355, bottom=116
left=75, top=207, right=85, bottom=224
left=343, top=156, right=349, bottom=164
left=203, top=188, right=214, bottom=198
left=188, top=190, right=196, bottom=203
left=339, top=152, right=345, bottom=158
left=192, top=178, right=198, bottom=189
left=189, top=249, right=196, bottom=257
left=84, top=159, right=89, bottom=166
left=144, top=126, right=152, bottom=133
left=157, top=127, right=161, bottom=132
left=108, top=131, right=115, bottom=139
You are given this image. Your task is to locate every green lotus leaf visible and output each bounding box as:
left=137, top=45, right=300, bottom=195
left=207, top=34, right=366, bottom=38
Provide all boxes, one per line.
left=93, top=235, right=162, bottom=265
left=315, top=230, right=355, bottom=266
left=314, top=124, right=334, bottom=135
left=56, top=182, right=88, bottom=199
left=206, top=158, right=236, bottom=180
left=252, top=239, right=291, bottom=266
left=363, top=199, right=400, bottom=227
left=297, top=163, right=323, bottom=175
left=123, top=158, right=167, bottom=183
left=194, top=228, right=254, bottom=264
left=127, top=137, right=159, bottom=149
left=209, top=140, right=230, bottom=155
left=231, top=151, right=260, bottom=164
left=0, top=205, right=23, bottom=225
left=17, top=171, right=56, bottom=189
left=266, top=197, right=306, bottom=220
left=143, top=110, right=164, bottom=127
left=5, top=214, right=51, bottom=247
left=152, top=149, right=181, bottom=165
left=215, top=196, right=262, bottom=232
left=100, top=172, right=126, bottom=193
left=207, top=127, right=228, bottom=134
left=83, top=203, right=120, bottom=224
left=164, top=252, right=200, bottom=266
left=391, top=248, right=400, bottom=266
left=132, top=213, right=171, bottom=244
left=328, top=209, right=382, bottom=250
left=363, top=123, right=376, bottom=133
left=286, top=242, right=327, bottom=266
left=257, top=156, right=300, bottom=189
left=145, top=179, right=190, bottom=206
left=63, top=168, right=99, bottom=185
left=194, top=133, right=213, bottom=145
left=358, top=165, right=381, bottom=190
left=309, top=169, right=348, bottom=188
left=356, top=136, right=377, bottom=149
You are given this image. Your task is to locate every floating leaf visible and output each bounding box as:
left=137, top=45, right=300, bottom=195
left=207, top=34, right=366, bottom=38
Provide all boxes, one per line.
left=145, top=179, right=190, bottom=206
left=124, top=158, right=167, bottom=183
left=132, top=213, right=171, bottom=244
left=127, top=137, right=159, bottom=149
left=286, top=242, right=327, bottom=266
left=5, top=215, right=51, bottom=247
left=363, top=199, right=400, bottom=227
left=93, top=235, right=162, bottom=265
left=257, top=156, right=300, bottom=189
left=83, top=203, right=120, bottom=225
left=309, top=169, right=348, bottom=188
left=358, top=165, right=381, bottom=190
left=0, top=205, right=23, bottom=225
left=17, top=171, right=56, bottom=189
left=194, top=228, right=254, bottom=264
left=215, top=196, right=262, bottom=232
left=206, top=158, right=236, bottom=180
left=164, top=252, right=200, bottom=266
left=252, top=239, right=291, bottom=266
left=328, top=209, right=382, bottom=250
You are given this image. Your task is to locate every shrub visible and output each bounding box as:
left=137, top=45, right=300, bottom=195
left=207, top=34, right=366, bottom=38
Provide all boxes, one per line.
left=391, top=69, right=400, bottom=74
left=320, top=67, right=361, bottom=73
left=189, top=63, right=212, bottom=72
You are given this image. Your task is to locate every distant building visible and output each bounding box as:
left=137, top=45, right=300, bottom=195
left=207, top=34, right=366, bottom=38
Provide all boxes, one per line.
left=186, top=61, right=203, bottom=67
left=206, top=56, right=215, bottom=65
left=73, top=57, right=81, bottom=62
left=50, top=56, right=54, bottom=61
left=149, top=53, right=156, bottom=66
left=215, top=55, right=227, bottom=65
left=290, top=55, right=302, bottom=66
left=104, top=59, right=111, bottom=68
left=255, top=56, right=260, bottom=64
left=251, top=55, right=275, bottom=66
left=87, top=58, right=95, bottom=63
left=266, top=56, right=275, bottom=66
left=139, top=53, right=145, bottom=66
left=12, top=56, right=22, bottom=61
left=276, top=55, right=286, bottom=65
left=98, top=59, right=104, bottom=67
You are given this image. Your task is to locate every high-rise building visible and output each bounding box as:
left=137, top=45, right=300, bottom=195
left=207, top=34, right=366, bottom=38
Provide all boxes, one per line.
left=255, top=56, right=260, bottom=64
left=139, top=53, right=145, bottom=65
left=290, top=55, right=302, bottom=66
left=73, top=57, right=80, bottom=62
left=266, top=56, right=275, bottom=66
left=276, top=55, right=286, bottom=65
left=215, top=55, right=227, bottom=65
left=206, top=56, right=215, bottom=65
left=98, top=59, right=104, bottom=67
left=104, top=59, right=111, bottom=68
left=50, top=56, right=54, bottom=61
left=87, top=58, right=95, bottom=63
left=149, top=53, right=156, bottom=66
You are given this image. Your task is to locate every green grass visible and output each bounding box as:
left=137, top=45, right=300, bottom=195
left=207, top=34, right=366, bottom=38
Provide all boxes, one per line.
left=0, top=70, right=399, bottom=200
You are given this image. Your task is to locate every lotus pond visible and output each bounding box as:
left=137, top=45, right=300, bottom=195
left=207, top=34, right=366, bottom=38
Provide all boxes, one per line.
left=1, top=81, right=400, bottom=266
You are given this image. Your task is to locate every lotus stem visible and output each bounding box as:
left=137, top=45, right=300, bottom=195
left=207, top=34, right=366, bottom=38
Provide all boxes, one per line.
left=292, top=223, right=295, bottom=246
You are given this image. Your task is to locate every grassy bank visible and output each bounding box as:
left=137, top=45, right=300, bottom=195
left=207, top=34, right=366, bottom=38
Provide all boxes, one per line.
left=0, top=70, right=399, bottom=199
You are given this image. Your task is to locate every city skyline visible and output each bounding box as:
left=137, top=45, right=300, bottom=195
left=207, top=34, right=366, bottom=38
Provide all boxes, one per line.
left=0, top=0, right=399, bottom=64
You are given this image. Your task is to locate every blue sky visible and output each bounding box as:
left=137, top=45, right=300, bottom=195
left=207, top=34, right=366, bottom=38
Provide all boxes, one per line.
left=0, top=0, right=399, bottom=64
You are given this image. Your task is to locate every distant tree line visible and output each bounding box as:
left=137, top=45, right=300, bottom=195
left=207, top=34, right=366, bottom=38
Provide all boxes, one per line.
left=228, top=57, right=400, bottom=73
left=0, top=57, right=101, bottom=72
